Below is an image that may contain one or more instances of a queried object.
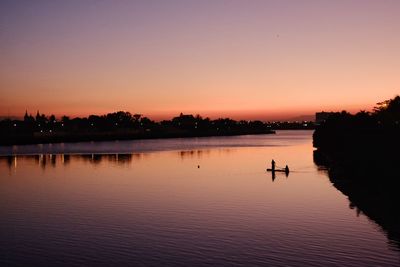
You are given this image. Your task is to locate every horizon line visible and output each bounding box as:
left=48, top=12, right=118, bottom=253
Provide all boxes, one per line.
left=0, top=108, right=370, bottom=122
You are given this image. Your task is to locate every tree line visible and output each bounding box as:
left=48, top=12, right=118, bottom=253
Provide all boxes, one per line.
left=1, top=111, right=317, bottom=145
left=313, top=95, right=400, bottom=150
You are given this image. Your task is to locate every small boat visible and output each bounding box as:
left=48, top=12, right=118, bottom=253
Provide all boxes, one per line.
left=267, top=168, right=288, bottom=172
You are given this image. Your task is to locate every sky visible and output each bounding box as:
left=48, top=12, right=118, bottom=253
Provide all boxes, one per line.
left=1, top=0, right=399, bottom=121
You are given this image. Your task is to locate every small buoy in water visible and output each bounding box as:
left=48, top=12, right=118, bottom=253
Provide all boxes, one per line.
left=197, top=165, right=200, bottom=168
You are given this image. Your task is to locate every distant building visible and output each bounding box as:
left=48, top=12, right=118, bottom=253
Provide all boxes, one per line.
left=172, top=113, right=197, bottom=128
left=315, top=112, right=335, bottom=124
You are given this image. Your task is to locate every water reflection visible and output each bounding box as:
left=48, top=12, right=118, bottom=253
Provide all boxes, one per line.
left=313, top=150, right=400, bottom=251
left=0, top=149, right=231, bottom=172
left=0, top=154, right=134, bottom=170
left=269, top=170, right=289, bottom=182
left=0, top=131, right=312, bottom=156
left=1, top=132, right=399, bottom=266
left=179, top=149, right=212, bottom=159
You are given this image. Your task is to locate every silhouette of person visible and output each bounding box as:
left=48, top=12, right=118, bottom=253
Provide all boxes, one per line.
left=271, top=159, right=275, bottom=171
left=285, top=165, right=289, bottom=173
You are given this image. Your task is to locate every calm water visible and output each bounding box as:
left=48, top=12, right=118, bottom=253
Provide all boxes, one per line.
left=1, top=131, right=399, bottom=266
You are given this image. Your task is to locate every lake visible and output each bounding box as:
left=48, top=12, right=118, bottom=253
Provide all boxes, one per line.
left=1, top=130, right=399, bottom=266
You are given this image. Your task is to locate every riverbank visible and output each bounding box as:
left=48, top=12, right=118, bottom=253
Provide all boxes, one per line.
left=2, top=111, right=300, bottom=146
left=0, top=128, right=275, bottom=146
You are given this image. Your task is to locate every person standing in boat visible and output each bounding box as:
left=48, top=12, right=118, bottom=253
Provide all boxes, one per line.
left=271, top=159, right=275, bottom=171
left=284, top=165, right=289, bottom=177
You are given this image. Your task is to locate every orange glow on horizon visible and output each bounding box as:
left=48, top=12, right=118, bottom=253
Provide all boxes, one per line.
left=1, top=103, right=377, bottom=122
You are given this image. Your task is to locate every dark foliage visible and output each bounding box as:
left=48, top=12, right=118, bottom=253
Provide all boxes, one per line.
left=0, top=111, right=312, bottom=145
left=313, top=96, right=400, bottom=249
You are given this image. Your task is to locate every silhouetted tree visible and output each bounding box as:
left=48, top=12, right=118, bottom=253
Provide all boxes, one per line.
left=374, top=95, right=400, bottom=124
left=0, top=109, right=281, bottom=145
left=49, top=114, right=56, bottom=123
left=61, top=115, right=70, bottom=122
left=24, top=110, right=34, bottom=123
left=133, top=114, right=142, bottom=122
left=35, top=111, right=41, bottom=122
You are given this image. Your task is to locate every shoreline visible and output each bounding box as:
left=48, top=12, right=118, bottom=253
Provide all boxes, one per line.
left=313, top=149, right=400, bottom=249
left=0, top=129, right=276, bottom=146
left=0, top=130, right=314, bottom=156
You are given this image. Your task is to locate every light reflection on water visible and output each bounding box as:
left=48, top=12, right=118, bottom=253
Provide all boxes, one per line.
left=0, top=131, right=399, bottom=266
left=0, top=130, right=309, bottom=156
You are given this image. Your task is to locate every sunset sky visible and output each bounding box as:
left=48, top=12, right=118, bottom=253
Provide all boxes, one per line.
left=1, top=0, right=399, bottom=120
